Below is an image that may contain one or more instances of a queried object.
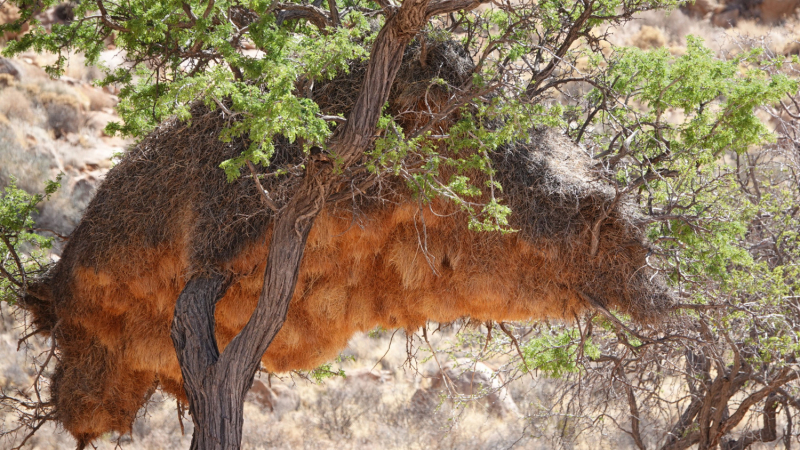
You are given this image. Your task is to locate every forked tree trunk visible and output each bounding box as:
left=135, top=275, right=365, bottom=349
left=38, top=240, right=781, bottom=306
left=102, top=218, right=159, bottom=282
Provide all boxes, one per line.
left=169, top=0, right=486, bottom=448
left=171, top=196, right=318, bottom=450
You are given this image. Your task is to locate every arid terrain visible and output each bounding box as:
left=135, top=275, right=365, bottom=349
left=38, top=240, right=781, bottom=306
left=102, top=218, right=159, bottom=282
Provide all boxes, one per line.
left=1, top=1, right=799, bottom=448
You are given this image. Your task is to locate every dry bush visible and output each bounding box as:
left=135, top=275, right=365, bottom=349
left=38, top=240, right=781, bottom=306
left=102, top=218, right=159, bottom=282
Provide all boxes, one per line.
left=18, top=82, right=41, bottom=98
left=83, top=88, right=116, bottom=111
left=615, top=10, right=800, bottom=63
left=0, top=88, right=37, bottom=124
left=38, top=92, right=83, bottom=137
left=310, top=380, right=382, bottom=440
left=45, top=102, right=80, bottom=137
left=784, top=40, right=800, bottom=55
left=631, top=25, right=667, bottom=49
left=623, top=10, right=735, bottom=52
left=0, top=125, right=57, bottom=191
left=0, top=74, right=16, bottom=89
left=292, top=372, right=528, bottom=450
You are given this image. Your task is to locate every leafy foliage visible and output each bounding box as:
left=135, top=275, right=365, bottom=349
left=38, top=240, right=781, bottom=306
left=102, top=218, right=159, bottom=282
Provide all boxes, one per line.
left=0, top=176, right=60, bottom=303
left=426, top=38, right=800, bottom=449
left=521, top=328, right=600, bottom=378
left=306, top=355, right=354, bottom=383
left=2, top=0, right=684, bottom=229
left=581, top=38, right=795, bottom=285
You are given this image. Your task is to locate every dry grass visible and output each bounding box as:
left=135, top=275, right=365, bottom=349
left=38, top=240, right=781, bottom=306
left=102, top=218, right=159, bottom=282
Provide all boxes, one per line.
left=0, top=76, right=93, bottom=137
left=0, top=74, right=16, bottom=89
left=630, top=25, right=667, bottom=49
left=0, top=88, right=37, bottom=124
left=0, top=125, right=53, bottom=188
left=38, top=92, right=83, bottom=137
left=0, top=315, right=660, bottom=450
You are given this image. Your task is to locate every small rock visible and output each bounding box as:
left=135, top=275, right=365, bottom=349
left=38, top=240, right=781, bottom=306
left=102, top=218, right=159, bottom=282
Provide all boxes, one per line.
left=0, top=58, right=22, bottom=79
left=247, top=380, right=300, bottom=418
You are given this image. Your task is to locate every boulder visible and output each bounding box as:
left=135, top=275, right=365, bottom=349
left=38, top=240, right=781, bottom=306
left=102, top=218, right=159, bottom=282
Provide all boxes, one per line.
left=712, top=7, right=740, bottom=27
left=759, top=0, right=800, bottom=21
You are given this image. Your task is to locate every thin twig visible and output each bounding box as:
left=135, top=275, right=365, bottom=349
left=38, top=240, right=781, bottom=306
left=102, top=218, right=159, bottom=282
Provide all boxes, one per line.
left=498, top=322, right=535, bottom=381
left=578, top=292, right=655, bottom=345
left=246, top=161, right=280, bottom=213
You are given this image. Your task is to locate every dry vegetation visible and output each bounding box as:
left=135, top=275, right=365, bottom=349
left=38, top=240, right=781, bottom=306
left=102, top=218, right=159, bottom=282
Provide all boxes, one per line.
left=0, top=308, right=645, bottom=450
left=2, top=2, right=800, bottom=450
left=0, top=51, right=124, bottom=248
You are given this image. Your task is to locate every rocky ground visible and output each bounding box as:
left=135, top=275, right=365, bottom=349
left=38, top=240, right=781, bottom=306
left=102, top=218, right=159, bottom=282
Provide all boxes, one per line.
left=0, top=52, right=125, bottom=256
left=1, top=2, right=798, bottom=449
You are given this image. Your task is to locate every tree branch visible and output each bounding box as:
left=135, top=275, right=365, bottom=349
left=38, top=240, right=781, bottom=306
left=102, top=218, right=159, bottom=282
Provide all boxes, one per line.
left=620, top=367, right=646, bottom=450
left=426, top=0, right=490, bottom=16
left=276, top=3, right=331, bottom=30
left=525, top=0, right=594, bottom=98
left=721, top=395, right=779, bottom=450
left=95, top=0, right=130, bottom=32
left=327, top=0, right=340, bottom=27
left=247, top=161, right=280, bottom=213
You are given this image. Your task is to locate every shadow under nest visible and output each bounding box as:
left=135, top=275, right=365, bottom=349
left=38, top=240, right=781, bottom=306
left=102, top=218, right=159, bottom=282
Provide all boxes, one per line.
left=18, top=37, right=672, bottom=446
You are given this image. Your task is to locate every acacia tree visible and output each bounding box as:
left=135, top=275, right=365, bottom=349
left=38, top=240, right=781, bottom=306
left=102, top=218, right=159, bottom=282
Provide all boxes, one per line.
left=2, top=0, right=793, bottom=449
left=423, top=37, right=800, bottom=449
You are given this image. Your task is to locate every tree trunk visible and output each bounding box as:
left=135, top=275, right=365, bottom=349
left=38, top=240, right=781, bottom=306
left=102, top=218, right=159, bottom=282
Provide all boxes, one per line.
left=168, top=0, right=489, bottom=447
left=171, top=194, right=318, bottom=450
left=171, top=274, right=241, bottom=450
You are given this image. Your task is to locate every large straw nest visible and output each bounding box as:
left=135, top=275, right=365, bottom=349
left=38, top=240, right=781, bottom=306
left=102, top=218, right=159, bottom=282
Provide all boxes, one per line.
left=18, top=36, right=671, bottom=445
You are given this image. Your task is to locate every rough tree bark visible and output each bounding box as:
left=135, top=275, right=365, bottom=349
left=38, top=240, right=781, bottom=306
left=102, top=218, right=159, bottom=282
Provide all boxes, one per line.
left=171, top=193, right=318, bottom=450
left=169, top=0, right=489, bottom=448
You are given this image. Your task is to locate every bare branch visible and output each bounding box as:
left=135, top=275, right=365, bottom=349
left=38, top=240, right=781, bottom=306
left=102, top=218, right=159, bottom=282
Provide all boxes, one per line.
left=95, top=0, right=130, bottom=32
left=246, top=161, right=280, bottom=213
left=276, top=3, right=331, bottom=30
left=425, top=0, right=490, bottom=17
